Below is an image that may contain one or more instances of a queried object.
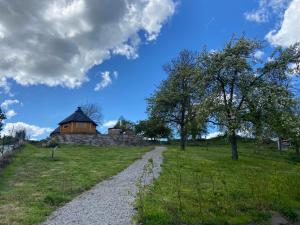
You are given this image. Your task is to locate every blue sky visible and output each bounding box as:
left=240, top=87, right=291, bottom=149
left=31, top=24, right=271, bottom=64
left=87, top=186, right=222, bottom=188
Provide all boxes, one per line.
left=0, top=0, right=299, bottom=139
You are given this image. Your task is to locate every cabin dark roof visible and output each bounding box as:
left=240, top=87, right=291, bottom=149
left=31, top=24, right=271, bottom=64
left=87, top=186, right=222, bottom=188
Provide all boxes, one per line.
left=59, top=107, right=97, bottom=126
left=50, top=127, right=60, bottom=136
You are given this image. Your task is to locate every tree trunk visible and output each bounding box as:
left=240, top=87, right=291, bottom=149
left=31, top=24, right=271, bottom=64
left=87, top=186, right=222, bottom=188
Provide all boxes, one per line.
left=229, top=131, right=238, bottom=160
left=278, top=137, right=282, bottom=151
left=180, top=125, right=186, bottom=151
left=296, top=143, right=299, bottom=156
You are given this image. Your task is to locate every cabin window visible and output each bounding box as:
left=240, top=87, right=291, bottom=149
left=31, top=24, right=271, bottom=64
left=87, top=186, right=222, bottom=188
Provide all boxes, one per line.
left=76, top=122, right=86, bottom=128
left=63, top=125, right=69, bottom=129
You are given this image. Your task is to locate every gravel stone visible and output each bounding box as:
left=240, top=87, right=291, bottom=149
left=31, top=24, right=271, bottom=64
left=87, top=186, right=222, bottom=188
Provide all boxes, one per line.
left=42, top=146, right=166, bottom=225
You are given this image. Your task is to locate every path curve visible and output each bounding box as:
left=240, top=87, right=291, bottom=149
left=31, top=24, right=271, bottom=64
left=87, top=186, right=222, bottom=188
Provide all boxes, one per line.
left=42, top=146, right=166, bottom=225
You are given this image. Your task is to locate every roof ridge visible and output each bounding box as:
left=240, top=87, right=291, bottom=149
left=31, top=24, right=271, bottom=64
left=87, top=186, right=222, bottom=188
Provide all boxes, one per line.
left=58, top=107, right=97, bottom=126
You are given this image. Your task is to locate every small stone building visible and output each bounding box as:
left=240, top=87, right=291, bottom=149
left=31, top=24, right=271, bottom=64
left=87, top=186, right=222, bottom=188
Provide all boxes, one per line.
left=108, top=128, right=122, bottom=136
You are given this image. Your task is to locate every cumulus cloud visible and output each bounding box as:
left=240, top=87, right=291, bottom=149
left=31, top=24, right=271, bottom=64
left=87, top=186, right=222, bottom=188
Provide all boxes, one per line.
left=5, top=110, right=17, bottom=119
left=0, top=77, right=12, bottom=96
left=1, top=122, right=52, bottom=139
left=254, top=50, right=265, bottom=60
left=0, top=0, right=176, bottom=91
left=1, top=99, right=20, bottom=119
left=205, top=130, right=253, bottom=139
left=94, top=71, right=118, bottom=91
left=205, top=131, right=223, bottom=139
left=266, top=0, right=300, bottom=46
left=102, top=120, right=118, bottom=127
left=1, top=99, right=20, bottom=110
left=245, top=0, right=291, bottom=23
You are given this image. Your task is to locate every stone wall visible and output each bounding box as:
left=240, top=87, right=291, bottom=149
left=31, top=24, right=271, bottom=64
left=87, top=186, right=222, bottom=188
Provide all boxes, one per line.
left=49, top=133, right=148, bottom=146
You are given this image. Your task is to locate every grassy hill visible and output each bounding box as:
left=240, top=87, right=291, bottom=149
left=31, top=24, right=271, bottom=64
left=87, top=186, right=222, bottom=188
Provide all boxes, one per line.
left=0, top=144, right=150, bottom=225
left=136, top=138, right=300, bottom=225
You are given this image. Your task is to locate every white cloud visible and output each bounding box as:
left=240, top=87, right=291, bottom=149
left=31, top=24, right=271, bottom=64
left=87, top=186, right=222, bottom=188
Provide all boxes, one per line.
left=254, top=50, right=265, bottom=60
left=245, top=8, right=268, bottom=23
left=245, top=0, right=291, bottom=23
left=0, top=77, right=12, bottom=96
left=205, top=131, right=223, bottom=139
left=205, top=130, right=253, bottom=139
left=5, top=110, right=17, bottom=119
left=102, top=120, right=118, bottom=127
left=94, top=71, right=118, bottom=91
left=1, top=99, right=20, bottom=120
left=237, top=130, right=254, bottom=138
left=1, top=122, right=52, bottom=139
left=0, top=0, right=175, bottom=90
left=266, top=0, right=300, bottom=46
left=1, top=99, right=20, bottom=110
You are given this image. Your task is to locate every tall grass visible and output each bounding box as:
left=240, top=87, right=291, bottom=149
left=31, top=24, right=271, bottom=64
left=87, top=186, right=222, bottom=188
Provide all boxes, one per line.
left=136, top=140, right=300, bottom=225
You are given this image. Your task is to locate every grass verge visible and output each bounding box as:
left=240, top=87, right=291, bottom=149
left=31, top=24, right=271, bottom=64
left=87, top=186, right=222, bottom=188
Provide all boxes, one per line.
left=136, top=139, right=300, bottom=225
left=0, top=144, right=150, bottom=225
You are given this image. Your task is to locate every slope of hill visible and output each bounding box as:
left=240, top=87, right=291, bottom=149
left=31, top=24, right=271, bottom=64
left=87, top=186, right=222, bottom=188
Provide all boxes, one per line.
left=136, top=138, right=300, bottom=225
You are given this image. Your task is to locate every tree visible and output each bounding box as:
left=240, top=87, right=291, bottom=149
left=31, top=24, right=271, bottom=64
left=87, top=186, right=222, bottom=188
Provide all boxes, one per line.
left=199, top=36, right=300, bottom=160
left=114, top=116, right=135, bottom=134
left=246, top=83, right=294, bottom=143
left=15, top=129, right=26, bottom=142
left=80, top=102, right=103, bottom=125
left=135, top=119, right=172, bottom=141
left=0, top=108, right=6, bottom=156
left=188, top=117, right=208, bottom=141
left=269, top=98, right=300, bottom=155
left=290, top=100, right=300, bottom=155
left=0, top=107, right=6, bottom=132
left=147, top=50, right=204, bottom=150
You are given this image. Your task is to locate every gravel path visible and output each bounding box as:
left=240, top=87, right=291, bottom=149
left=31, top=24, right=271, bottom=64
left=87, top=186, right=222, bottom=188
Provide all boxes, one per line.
left=42, top=146, right=166, bottom=225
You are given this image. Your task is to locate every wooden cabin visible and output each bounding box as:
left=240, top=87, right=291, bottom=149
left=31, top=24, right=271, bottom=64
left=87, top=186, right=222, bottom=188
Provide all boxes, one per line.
left=50, top=107, right=97, bottom=136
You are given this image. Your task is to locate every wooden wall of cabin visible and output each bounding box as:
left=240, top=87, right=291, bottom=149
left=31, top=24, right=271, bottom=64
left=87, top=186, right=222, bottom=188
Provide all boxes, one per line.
left=60, top=122, right=96, bottom=134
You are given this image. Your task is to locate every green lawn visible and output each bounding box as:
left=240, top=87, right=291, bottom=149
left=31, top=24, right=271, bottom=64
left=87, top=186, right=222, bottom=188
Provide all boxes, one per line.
left=136, top=139, right=300, bottom=225
left=0, top=144, right=150, bottom=225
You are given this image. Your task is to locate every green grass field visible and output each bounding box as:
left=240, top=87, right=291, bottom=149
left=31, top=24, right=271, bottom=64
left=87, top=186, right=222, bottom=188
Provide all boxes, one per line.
left=0, top=144, right=150, bottom=225
left=136, top=139, right=300, bottom=225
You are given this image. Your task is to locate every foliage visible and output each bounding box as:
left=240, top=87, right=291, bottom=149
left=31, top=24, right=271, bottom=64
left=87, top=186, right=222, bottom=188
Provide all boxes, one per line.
left=0, top=107, right=6, bottom=132
left=80, top=102, right=103, bottom=125
left=136, top=140, right=300, bottom=225
left=188, top=116, right=208, bottom=141
left=0, top=129, right=27, bottom=148
left=15, top=129, right=26, bottom=141
left=146, top=36, right=300, bottom=158
left=45, top=140, right=59, bottom=148
left=274, top=99, right=300, bottom=155
left=198, top=36, right=300, bottom=160
left=147, top=50, right=206, bottom=150
left=0, top=144, right=150, bottom=225
left=135, top=119, right=172, bottom=140
left=113, top=116, right=135, bottom=134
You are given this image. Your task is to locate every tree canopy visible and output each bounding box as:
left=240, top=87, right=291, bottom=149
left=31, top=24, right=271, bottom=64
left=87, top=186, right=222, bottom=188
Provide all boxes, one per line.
left=0, top=107, right=6, bottom=132
left=147, top=36, right=300, bottom=160
left=80, top=102, right=103, bottom=125
left=114, top=116, right=135, bottom=134
left=147, top=50, right=205, bottom=150
left=135, top=119, right=172, bottom=141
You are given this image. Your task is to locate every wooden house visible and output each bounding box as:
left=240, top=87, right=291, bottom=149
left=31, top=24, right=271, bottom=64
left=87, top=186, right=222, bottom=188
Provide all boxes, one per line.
left=50, top=107, right=97, bottom=136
